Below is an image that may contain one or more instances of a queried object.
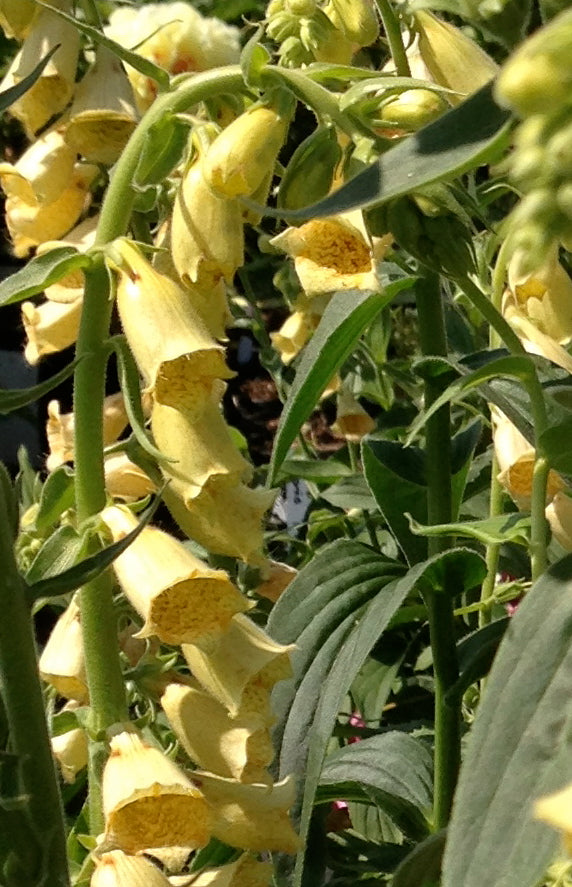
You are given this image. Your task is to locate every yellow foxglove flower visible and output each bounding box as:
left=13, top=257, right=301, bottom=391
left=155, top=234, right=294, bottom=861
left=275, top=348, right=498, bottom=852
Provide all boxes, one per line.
left=46, top=393, right=128, bottom=472
left=324, top=0, right=379, bottom=47
left=331, top=388, right=375, bottom=442
left=501, top=245, right=572, bottom=373
left=22, top=297, right=82, bottom=365
left=0, top=0, right=80, bottom=136
left=270, top=310, right=317, bottom=364
left=51, top=701, right=88, bottom=784
left=103, top=730, right=213, bottom=854
left=104, top=453, right=156, bottom=501
left=0, top=129, right=76, bottom=206
left=193, top=772, right=301, bottom=854
left=105, top=2, right=240, bottom=112
left=91, top=850, right=172, bottom=887
left=163, top=480, right=274, bottom=566
left=271, top=214, right=387, bottom=296
left=182, top=613, right=294, bottom=718
left=0, top=0, right=37, bottom=39
left=110, top=239, right=233, bottom=408
left=6, top=163, right=96, bottom=258
left=203, top=105, right=288, bottom=199
left=491, top=406, right=565, bottom=509
left=256, top=560, right=298, bottom=603
left=101, top=505, right=250, bottom=646
left=37, top=215, right=99, bottom=304
left=151, top=393, right=252, bottom=503
left=162, top=682, right=273, bottom=784
left=546, top=491, right=572, bottom=551
left=64, top=47, right=138, bottom=165
left=535, top=781, right=572, bottom=855
left=415, top=10, right=498, bottom=104
left=171, top=159, right=244, bottom=291
left=179, top=853, right=272, bottom=887
left=39, top=597, right=88, bottom=703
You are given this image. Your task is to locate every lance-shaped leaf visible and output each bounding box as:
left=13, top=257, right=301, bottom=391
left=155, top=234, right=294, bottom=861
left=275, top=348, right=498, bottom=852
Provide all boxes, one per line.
left=444, top=617, right=510, bottom=705
left=0, top=248, right=91, bottom=307
left=407, top=513, right=531, bottom=546
left=0, top=45, right=59, bottom=113
left=392, top=830, right=446, bottom=887
left=262, top=82, right=511, bottom=220
left=0, top=359, right=78, bottom=416
left=268, top=279, right=414, bottom=484
left=442, top=554, right=572, bottom=887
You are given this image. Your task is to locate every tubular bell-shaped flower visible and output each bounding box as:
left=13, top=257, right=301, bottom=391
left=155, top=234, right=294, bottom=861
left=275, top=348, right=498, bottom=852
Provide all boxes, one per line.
left=39, top=597, right=88, bottom=703
left=51, top=701, right=88, bottom=784
left=151, top=390, right=252, bottom=503
left=331, top=387, right=375, bottom=441
left=64, top=46, right=138, bottom=165
left=163, top=480, right=275, bottom=566
left=270, top=309, right=318, bottom=364
left=0, top=0, right=37, bottom=39
left=91, top=850, right=172, bottom=887
left=180, top=853, right=272, bottom=886
left=101, top=505, right=250, bottom=646
left=193, top=772, right=301, bottom=854
left=103, top=731, right=213, bottom=854
left=22, top=297, right=82, bottom=365
left=546, top=491, right=572, bottom=551
left=46, top=393, right=128, bottom=472
left=109, top=238, right=233, bottom=408
left=171, top=157, right=244, bottom=292
left=103, top=453, right=156, bottom=501
left=182, top=613, right=294, bottom=718
left=0, top=129, right=76, bottom=206
left=0, top=0, right=80, bottom=136
left=162, top=681, right=273, bottom=784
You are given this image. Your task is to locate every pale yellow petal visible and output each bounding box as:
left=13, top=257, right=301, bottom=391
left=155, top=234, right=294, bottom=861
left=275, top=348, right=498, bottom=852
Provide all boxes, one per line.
left=39, top=597, right=88, bottom=703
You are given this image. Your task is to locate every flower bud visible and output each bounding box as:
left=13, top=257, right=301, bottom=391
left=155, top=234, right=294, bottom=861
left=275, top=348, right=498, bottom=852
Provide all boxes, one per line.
left=415, top=10, right=498, bottom=103
left=171, top=159, right=244, bottom=290
left=324, top=0, right=379, bottom=46
left=103, top=453, right=156, bottom=501
left=507, top=245, right=572, bottom=343
left=203, top=105, right=289, bottom=198
left=182, top=613, right=294, bottom=717
left=151, top=393, right=252, bottom=503
left=39, top=597, right=88, bottom=703
left=64, top=47, right=138, bottom=165
left=103, top=730, right=213, bottom=854
left=495, top=9, right=572, bottom=117
left=379, top=88, right=446, bottom=131
left=109, top=239, right=233, bottom=408
left=101, top=505, right=250, bottom=646
left=0, top=0, right=37, bottom=39
left=192, top=772, right=301, bottom=854
left=91, top=851, right=171, bottom=887
left=0, top=0, right=80, bottom=136
left=162, top=681, right=273, bottom=783
left=278, top=125, right=342, bottom=211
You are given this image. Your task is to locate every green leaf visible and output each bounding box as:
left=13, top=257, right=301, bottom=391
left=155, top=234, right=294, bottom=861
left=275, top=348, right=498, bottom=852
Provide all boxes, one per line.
left=36, top=0, right=169, bottom=92
left=319, top=733, right=433, bottom=839
left=319, top=475, right=376, bottom=512
left=268, top=280, right=415, bottom=484
left=539, top=419, right=572, bottom=475
left=445, top=617, right=510, bottom=705
left=0, top=359, right=78, bottom=416
left=50, top=709, right=80, bottom=738
left=276, top=458, right=354, bottom=485
left=0, top=45, right=59, bottom=113
left=0, top=463, right=18, bottom=542
left=442, top=554, right=572, bottom=887
left=134, top=114, right=190, bottom=187
left=25, top=526, right=85, bottom=587
left=393, top=829, right=446, bottom=887
left=0, top=248, right=91, bottom=307
left=407, top=513, right=531, bottom=546
left=271, top=82, right=511, bottom=219
left=26, top=495, right=162, bottom=600
left=240, top=25, right=270, bottom=87
left=35, top=467, right=75, bottom=533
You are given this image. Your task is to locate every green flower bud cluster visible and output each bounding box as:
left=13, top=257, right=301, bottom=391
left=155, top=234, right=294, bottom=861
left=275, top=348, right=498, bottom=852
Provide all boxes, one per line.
left=495, top=9, right=572, bottom=269
left=265, top=0, right=336, bottom=66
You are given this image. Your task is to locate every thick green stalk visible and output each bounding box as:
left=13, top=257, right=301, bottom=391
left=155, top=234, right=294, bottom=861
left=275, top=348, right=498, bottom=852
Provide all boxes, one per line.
left=375, top=0, right=411, bottom=76
left=415, top=274, right=460, bottom=829
left=73, top=66, right=248, bottom=831
left=479, top=453, right=503, bottom=628
left=0, top=473, right=70, bottom=886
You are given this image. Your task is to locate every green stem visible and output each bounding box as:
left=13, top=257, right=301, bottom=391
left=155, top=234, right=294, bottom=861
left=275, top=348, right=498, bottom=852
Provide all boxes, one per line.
left=415, top=274, right=460, bottom=830
left=375, top=0, right=411, bottom=76
left=74, top=65, right=249, bottom=832
left=0, top=470, right=70, bottom=886
left=479, top=452, right=503, bottom=628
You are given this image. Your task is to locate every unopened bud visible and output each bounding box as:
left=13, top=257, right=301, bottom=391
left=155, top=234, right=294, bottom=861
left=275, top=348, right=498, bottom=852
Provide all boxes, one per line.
left=379, top=88, right=446, bottom=131
left=325, top=0, right=379, bottom=46
left=278, top=125, right=342, bottom=210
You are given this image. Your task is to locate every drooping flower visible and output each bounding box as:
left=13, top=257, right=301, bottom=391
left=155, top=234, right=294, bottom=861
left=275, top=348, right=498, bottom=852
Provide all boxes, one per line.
left=109, top=238, right=233, bottom=408
left=0, top=128, right=76, bottom=207
left=36, top=215, right=99, bottom=303
left=51, top=700, right=88, bottom=784
left=103, top=731, right=213, bottom=854
left=105, top=2, right=240, bottom=112
left=39, top=597, right=88, bottom=703
left=193, top=772, right=301, bottom=854
left=270, top=310, right=318, bottom=364
left=162, top=681, right=273, bottom=784
left=256, top=560, right=298, bottom=603
left=101, top=505, right=250, bottom=646
left=151, top=392, right=252, bottom=503
left=182, top=613, right=294, bottom=718
left=331, top=387, right=376, bottom=441
left=22, top=297, right=82, bottom=365
left=0, top=0, right=80, bottom=136
left=270, top=214, right=388, bottom=296
left=91, top=850, right=172, bottom=887
left=535, top=781, right=572, bottom=854
left=64, top=46, right=138, bottom=165
left=46, top=393, right=128, bottom=472
left=103, top=453, right=157, bottom=501
left=0, top=0, right=37, bottom=39
left=546, top=491, right=572, bottom=551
